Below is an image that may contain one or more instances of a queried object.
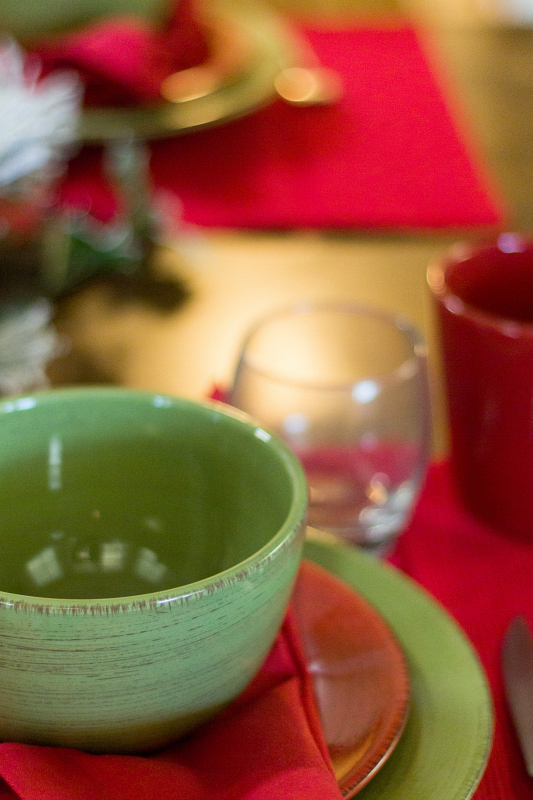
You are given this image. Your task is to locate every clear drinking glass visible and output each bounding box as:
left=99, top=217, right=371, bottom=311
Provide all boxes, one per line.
left=228, top=302, right=431, bottom=556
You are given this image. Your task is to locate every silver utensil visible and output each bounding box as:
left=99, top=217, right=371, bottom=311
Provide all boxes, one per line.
left=502, top=615, right=533, bottom=775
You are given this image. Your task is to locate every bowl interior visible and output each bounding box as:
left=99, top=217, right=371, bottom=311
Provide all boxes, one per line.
left=0, top=391, right=302, bottom=600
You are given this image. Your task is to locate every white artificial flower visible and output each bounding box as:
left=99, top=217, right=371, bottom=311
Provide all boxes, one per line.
left=0, top=38, right=82, bottom=186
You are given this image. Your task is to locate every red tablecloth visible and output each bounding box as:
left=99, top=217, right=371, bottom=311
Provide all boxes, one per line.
left=390, top=460, right=533, bottom=799
left=61, top=24, right=506, bottom=232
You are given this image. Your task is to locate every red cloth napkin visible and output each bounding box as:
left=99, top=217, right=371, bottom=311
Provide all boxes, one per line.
left=33, top=0, right=210, bottom=107
left=56, top=21, right=506, bottom=231
left=0, top=605, right=342, bottom=800
left=390, top=460, right=533, bottom=799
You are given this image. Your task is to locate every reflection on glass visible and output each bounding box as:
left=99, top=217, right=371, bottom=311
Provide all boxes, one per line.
left=352, top=380, right=380, bottom=404
left=283, top=412, right=309, bottom=436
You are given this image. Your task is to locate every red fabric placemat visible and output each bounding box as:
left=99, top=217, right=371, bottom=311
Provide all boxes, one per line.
left=0, top=602, right=342, bottom=800
left=390, top=460, right=533, bottom=799
left=60, top=23, right=506, bottom=231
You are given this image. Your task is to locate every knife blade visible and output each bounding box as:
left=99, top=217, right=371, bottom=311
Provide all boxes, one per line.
left=502, top=616, right=533, bottom=775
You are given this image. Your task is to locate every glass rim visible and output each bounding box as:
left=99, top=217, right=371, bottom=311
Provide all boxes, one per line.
left=231, top=300, right=428, bottom=392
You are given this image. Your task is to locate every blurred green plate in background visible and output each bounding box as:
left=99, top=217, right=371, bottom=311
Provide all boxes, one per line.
left=78, top=2, right=301, bottom=142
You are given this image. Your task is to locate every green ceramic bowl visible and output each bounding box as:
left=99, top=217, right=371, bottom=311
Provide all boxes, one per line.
left=0, top=388, right=307, bottom=753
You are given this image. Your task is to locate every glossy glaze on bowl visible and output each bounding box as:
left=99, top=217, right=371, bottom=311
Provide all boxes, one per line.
left=0, top=388, right=307, bottom=752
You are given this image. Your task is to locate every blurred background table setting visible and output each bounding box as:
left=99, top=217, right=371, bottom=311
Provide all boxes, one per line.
left=1, top=0, right=533, bottom=798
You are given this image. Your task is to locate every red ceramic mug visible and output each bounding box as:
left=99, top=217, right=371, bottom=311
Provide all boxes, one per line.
left=428, top=233, right=533, bottom=538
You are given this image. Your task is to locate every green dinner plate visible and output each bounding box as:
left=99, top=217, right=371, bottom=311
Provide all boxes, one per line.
left=78, top=3, right=301, bottom=142
left=304, top=534, right=493, bottom=800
